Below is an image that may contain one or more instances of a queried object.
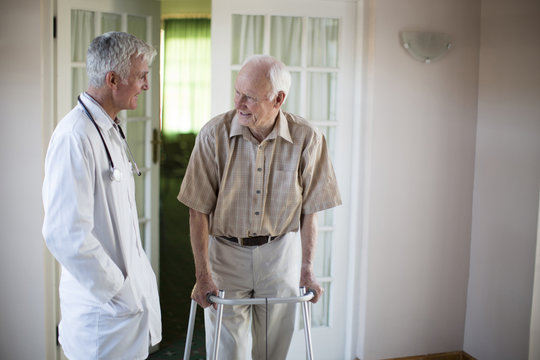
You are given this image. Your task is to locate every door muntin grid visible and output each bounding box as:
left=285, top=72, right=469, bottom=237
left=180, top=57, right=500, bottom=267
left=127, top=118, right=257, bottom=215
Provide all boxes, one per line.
left=69, top=9, right=154, bottom=253
left=231, top=13, right=340, bottom=327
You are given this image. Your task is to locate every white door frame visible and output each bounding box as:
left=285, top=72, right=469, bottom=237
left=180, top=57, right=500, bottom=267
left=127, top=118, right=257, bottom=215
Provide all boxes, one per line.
left=42, top=0, right=59, bottom=357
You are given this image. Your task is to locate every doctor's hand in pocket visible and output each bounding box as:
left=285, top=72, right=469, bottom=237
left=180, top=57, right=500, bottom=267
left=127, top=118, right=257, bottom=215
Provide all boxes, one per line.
left=103, top=276, right=143, bottom=317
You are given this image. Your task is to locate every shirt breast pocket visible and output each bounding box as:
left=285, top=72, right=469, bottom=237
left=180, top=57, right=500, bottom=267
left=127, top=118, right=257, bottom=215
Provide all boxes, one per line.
left=273, top=169, right=302, bottom=201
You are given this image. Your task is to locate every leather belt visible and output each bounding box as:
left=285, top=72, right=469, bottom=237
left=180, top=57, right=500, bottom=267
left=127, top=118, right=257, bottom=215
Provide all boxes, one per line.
left=224, top=235, right=278, bottom=246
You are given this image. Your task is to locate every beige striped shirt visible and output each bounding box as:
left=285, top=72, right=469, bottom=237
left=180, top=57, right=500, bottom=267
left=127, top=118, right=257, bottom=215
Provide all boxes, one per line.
left=177, top=109, right=341, bottom=238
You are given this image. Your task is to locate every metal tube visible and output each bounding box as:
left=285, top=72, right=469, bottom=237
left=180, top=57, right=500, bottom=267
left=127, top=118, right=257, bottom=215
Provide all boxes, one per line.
left=212, top=290, right=225, bottom=360
left=300, top=287, right=314, bottom=360
left=183, top=299, right=198, bottom=360
left=207, top=292, right=314, bottom=306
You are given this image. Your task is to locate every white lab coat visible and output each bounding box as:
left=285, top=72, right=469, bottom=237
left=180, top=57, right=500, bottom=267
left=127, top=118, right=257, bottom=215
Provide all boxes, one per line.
left=42, top=93, right=161, bottom=360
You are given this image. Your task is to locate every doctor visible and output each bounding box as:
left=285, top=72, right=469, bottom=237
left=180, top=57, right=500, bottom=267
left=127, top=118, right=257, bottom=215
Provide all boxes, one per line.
left=42, top=32, right=161, bottom=360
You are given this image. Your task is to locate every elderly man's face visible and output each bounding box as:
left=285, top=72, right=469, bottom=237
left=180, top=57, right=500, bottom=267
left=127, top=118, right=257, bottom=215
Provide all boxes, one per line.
left=234, top=63, right=280, bottom=132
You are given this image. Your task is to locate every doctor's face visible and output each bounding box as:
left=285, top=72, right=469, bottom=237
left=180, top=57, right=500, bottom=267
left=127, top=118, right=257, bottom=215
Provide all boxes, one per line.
left=115, top=55, right=149, bottom=111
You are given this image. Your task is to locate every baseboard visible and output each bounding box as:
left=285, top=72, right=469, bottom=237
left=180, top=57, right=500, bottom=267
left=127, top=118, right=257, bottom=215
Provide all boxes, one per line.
left=381, top=350, right=476, bottom=360
left=354, top=350, right=476, bottom=360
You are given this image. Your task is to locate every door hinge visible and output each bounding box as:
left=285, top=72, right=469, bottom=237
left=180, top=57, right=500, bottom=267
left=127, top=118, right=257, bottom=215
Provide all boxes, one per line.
left=151, top=128, right=162, bottom=164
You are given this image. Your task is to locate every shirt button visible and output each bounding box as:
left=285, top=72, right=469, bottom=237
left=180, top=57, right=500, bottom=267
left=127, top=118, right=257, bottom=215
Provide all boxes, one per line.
left=255, top=211, right=260, bottom=215
left=257, top=168, right=262, bottom=172
left=256, top=190, right=261, bottom=194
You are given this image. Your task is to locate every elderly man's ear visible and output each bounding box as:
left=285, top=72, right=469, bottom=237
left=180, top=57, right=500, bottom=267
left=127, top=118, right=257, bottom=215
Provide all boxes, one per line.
left=274, top=91, right=286, bottom=108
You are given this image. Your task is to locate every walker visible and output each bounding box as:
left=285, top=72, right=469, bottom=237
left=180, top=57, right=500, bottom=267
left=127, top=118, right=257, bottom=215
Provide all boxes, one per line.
left=183, top=287, right=315, bottom=360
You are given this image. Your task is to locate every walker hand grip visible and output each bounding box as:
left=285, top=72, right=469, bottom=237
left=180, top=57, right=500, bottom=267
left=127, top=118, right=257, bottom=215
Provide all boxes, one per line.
left=206, top=292, right=216, bottom=304
left=206, top=289, right=314, bottom=305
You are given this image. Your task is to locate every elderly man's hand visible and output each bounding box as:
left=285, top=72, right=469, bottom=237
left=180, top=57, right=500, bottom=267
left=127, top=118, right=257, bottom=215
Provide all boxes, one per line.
left=300, top=266, right=324, bottom=303
left=191, top=275, right=219, bottom=309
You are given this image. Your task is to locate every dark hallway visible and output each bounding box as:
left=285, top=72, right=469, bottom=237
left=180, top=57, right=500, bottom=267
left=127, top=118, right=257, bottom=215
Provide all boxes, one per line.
left=150, top=133, right=205, bottom=359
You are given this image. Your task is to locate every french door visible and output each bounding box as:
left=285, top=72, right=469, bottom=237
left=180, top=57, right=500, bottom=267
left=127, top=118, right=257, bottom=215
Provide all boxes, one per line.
left=211, top=0, right=356, bottom=358
left=54, top=0, right=160, bottom=358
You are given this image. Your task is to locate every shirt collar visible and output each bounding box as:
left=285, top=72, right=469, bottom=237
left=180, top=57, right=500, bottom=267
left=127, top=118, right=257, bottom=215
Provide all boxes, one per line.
left=79, top=92, right=119, bottom=131
left=231, top=110, right=293, bottom=144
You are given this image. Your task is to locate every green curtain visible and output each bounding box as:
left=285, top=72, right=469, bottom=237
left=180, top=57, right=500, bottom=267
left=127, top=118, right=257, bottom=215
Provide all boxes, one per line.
left=162, top=19, right=211, bottom=134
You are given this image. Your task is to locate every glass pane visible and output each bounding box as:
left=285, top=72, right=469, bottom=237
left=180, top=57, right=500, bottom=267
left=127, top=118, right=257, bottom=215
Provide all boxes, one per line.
left=101, top=13, right=122, bottom=33
left=71, top=67, right=87, bottom=107
left=231, top=14, right=264, bottom=65
left=307, top=72, right=337, bottom=121
left=127, top=15, right=148, bottom=119
left=71, top=10, right=95, bottom=62
left=128, top=15, right=147, bottom=41
left=128, top=15, right=148, bottom=119
left=312, top=281, right=331, bottom=327
left=318, top=208, right=334, bottom=228
left=138, top=221, right=146, bottom=250
left=135, top=172, right=145, bottom=217
left=308, top=18, right=339, bottom=68
left=313, top=230, right=332, bottom=277
left=282, top=71, right=301, bottom=115
left=230, top=70, right=240, bottom=108
left=270, top=16, right=302, bottom=66
left=126, top=120, right=146, bottom=168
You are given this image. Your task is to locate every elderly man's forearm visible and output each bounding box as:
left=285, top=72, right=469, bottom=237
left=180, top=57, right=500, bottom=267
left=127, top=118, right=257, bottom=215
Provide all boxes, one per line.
left=188, top=208, right=212, bottom=279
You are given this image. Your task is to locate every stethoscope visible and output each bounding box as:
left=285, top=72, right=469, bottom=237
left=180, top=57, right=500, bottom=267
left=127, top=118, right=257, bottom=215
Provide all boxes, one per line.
left=78, top=95, right=141, bottom=182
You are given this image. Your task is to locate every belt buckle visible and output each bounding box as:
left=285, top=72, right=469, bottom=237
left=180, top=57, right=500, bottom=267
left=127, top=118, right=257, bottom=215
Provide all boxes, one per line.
left=238, top=236, right=272, bottom=246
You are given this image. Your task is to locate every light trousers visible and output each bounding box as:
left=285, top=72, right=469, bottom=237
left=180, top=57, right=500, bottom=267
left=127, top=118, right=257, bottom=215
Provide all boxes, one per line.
left=204, top=232, right=301, bottom=360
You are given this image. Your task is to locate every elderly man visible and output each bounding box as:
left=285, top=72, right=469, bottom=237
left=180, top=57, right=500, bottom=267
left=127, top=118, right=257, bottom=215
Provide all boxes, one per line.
left=42, top=32, right=161, bottom=360
left=178, top=54, right=341, bottom=359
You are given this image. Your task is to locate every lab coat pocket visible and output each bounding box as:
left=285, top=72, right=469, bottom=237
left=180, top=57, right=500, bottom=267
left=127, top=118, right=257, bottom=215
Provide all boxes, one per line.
left=103, top=276, right=142, bottom=317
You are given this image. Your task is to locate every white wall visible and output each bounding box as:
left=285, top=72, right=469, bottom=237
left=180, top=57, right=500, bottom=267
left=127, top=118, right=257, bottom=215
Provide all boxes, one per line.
left=357, top=0, right=480, bottom=358
left=0, top=0, right=48, bottom=358
left=464, top=0, right=540, bottom=359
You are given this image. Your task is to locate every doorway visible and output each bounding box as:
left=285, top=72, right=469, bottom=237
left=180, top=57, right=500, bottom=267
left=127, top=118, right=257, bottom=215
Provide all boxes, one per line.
left=157, top=132, right=201, bottom=353
left=153, top=15, right=211, bottom=357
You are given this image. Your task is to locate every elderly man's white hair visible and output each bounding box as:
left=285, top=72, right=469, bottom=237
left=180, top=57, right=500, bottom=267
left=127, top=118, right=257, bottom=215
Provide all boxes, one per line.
left=242, top=55, right=291, bottom=102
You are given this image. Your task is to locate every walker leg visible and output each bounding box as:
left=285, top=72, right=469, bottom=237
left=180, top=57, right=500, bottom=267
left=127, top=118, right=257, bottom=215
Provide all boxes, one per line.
left=183, top=299, right=198, bottom=360
left=300, top=287, right=314, bottom=360
left=211, top=290, right=226, bottom=360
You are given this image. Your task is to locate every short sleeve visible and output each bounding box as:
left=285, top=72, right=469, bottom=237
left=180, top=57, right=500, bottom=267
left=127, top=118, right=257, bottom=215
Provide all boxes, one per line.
left=177, top=128, right=219, bottom=214
left=300, top=131, right=342, bottom=214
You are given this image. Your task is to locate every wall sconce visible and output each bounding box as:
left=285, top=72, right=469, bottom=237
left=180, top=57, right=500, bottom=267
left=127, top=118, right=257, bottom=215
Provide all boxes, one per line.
left=400, top=31, right=452, bottom=64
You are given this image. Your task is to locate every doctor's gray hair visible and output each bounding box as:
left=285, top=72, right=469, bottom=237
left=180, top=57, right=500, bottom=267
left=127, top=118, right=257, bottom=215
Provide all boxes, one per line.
left=242, top=55, right=291, bottom=102
left=86, top=32, right=156, bottom=88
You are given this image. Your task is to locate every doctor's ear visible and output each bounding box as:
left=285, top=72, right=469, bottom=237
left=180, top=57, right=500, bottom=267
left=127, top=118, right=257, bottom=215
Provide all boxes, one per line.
left=105, top=71, right=120, bottom=89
